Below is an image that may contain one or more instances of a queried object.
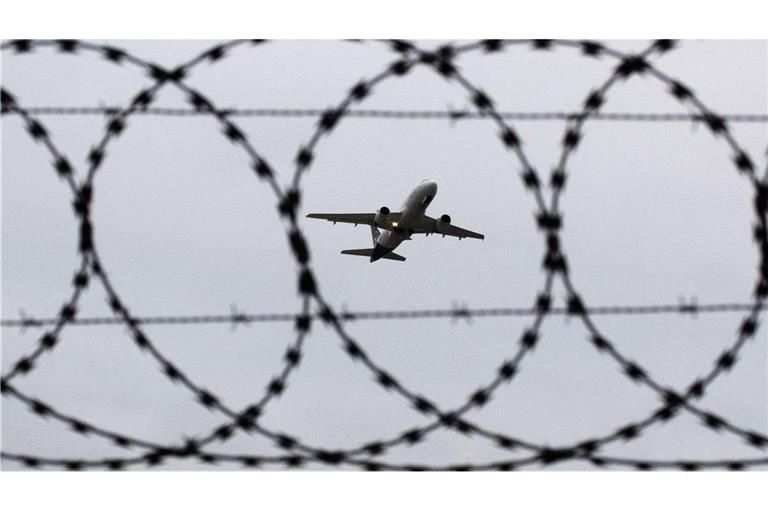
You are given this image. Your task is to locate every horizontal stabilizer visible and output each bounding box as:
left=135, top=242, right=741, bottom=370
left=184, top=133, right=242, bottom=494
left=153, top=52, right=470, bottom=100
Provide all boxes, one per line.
left=341, top=248, right=406, bottom=261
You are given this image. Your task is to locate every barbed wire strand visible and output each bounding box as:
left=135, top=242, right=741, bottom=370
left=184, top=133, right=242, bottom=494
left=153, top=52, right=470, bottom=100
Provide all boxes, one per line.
left=3, top=106, right=767, bottom=123
left=3, top=301, right=765, bottom=330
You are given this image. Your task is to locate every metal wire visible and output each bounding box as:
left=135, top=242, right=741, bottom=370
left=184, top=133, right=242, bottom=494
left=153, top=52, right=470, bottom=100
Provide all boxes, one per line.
left=4, top=106, right=767, bottom=122
left=3, top=302, right=764, bottom=330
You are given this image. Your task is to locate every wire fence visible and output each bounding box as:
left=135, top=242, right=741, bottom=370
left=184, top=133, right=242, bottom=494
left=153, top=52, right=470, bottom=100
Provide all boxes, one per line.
left=1, top=38, right=767, bottom=471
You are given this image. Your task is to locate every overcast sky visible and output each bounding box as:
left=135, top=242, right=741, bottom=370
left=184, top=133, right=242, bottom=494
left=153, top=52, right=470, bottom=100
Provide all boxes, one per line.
left=2, top=39, right=767, bottom=470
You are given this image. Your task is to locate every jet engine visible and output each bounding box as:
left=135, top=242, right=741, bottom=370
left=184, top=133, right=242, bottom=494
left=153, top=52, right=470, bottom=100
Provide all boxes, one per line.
left=374, top=206, right=390, bottom=228
left=435, top=213, right=451, bottom=234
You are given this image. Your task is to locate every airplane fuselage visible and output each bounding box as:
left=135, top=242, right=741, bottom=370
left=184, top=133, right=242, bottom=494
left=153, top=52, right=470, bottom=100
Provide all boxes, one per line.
left=372, top=179, right=437, bottom=261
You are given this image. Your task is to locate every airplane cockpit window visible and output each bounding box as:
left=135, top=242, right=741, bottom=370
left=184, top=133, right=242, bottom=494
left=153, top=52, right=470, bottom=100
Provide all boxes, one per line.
left=422, top=195, right=433, bottom=206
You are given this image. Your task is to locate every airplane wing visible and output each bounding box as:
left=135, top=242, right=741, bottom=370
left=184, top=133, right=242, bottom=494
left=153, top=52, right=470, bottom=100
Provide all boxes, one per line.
left=413, top=215, right=484, bottom=240
left=306, top=212, right=402, bottom=231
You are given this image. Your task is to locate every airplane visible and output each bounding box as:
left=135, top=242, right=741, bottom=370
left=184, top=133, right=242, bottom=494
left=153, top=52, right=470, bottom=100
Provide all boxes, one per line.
left=306, top=179, right=484, bottom=262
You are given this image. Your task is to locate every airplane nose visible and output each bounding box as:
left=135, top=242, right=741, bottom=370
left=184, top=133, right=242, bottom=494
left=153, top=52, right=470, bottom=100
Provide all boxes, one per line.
left=370, top=243, right=388, bottom=262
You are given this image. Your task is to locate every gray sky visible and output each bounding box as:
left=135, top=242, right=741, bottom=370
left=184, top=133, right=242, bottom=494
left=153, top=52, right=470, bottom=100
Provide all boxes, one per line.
left=1, top=39, right=767, bottom=470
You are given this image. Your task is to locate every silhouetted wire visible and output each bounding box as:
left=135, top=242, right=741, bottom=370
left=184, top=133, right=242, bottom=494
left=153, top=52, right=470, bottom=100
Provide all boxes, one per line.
left=3, top=301, right=765, bottom=330
left=1, top=38, right=766, bottom=471
left=3, top=448, right=767, bottom=471
left=4, top=106, right=767, bottom=123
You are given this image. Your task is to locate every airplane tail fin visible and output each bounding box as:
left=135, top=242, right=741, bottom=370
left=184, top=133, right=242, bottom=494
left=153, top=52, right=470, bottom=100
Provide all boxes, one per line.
left=341, top=248, right=406, bottom=262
